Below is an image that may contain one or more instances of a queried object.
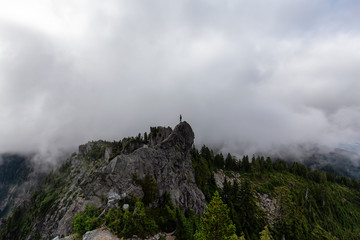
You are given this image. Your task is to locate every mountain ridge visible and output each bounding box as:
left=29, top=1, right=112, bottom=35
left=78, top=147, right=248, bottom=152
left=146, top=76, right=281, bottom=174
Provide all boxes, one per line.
left=0, top=121, right=205, bottom=239
left=2, top=122, right=360, bottom=239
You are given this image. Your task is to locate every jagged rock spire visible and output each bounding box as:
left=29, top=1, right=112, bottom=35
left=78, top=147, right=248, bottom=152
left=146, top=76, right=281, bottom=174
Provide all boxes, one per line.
left=159, top=121, right=194, bottom=151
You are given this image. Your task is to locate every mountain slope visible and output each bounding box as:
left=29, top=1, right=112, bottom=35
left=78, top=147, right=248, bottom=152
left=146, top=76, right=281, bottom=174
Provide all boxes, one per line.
left=191, top=147, right=360, bottom=239
left=1, top=122, right=360, bottom=239
left=303, top=148, right=360, bottom=179
left=0, top=154, right=40, bottom=219
left=0, top=121, right=205, bottom=239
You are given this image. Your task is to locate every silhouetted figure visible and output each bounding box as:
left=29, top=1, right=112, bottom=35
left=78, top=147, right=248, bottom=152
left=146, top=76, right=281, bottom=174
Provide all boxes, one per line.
left=180, top=114, right=182, bottom=122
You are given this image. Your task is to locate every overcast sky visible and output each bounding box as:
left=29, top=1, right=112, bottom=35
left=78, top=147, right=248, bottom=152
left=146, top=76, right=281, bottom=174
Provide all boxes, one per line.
left=1, top=0, right=360, bottom=161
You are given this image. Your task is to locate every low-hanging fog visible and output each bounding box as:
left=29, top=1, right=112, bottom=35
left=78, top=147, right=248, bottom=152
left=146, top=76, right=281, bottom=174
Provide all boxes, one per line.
left=1, top=0, right=360, bottom=164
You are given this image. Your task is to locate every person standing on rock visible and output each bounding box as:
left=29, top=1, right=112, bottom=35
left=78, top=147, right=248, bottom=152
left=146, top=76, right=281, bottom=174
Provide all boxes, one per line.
left=180, top=114, right=182, bottom=122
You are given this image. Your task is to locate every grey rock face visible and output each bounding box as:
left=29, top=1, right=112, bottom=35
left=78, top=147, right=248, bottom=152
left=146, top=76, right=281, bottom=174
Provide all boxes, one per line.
left=121, top=139, right=146, bottom=155
left=257, top=193, right=280, bottom=226
left=81, top=121, right=205, bottom=214
left=78, top=142, right=95, bottom=156
left=104, top=147, right=113, bottom=162
left=37, top=122, right=205, bottom=239
left=213, top=169, right=241, bottom=189
left=158, top=122, right=194, bottom=152
left=150, top=126, right=172, bottom=147
left=107, top=190, right=122, bottom=209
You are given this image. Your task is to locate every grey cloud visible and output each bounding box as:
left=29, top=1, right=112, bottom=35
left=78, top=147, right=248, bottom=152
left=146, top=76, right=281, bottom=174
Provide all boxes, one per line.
left=1, top=0, right=360, bottom=162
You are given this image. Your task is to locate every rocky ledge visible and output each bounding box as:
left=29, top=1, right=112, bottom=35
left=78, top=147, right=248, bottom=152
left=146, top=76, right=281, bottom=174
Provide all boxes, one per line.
left=44, top=121, right=206, bottom=238
left=81, top=121, right=205, bottom=213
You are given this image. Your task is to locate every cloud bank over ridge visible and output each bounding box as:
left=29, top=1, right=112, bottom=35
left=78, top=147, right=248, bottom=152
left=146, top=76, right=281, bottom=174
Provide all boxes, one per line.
left=1, top=0, right=360, bottom=160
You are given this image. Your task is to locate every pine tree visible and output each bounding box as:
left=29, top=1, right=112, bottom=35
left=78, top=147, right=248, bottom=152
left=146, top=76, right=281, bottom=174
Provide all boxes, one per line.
left=265, top=157, right=273, bottom=171
left=259, top=225, right=273, bottom=240
left=238, top=179, right=265, bottom=238
left=144, top=132, right=148, bottom=143
left=225, top=153, right=234, bottom=170
left=141, top=174, right=158, bottom=205
left=251, top=156, right=261, bottom=177
left=194, top=191, right=239, bottom=240
left=121, top=201, right=158, bottom=238
left=175, top=208, right=194, bottom=240
left=242, top=156, right=250, bottom=172
left=214, top=153, right=225, bottom=169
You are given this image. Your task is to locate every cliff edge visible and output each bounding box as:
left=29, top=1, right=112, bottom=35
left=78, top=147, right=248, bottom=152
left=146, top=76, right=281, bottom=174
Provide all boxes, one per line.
left=30, top=121, right=205, bottom=239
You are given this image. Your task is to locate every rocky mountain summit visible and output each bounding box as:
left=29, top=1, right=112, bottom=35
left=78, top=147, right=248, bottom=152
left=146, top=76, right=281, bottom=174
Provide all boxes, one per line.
left=80, top=121, right=205, bottom=215
left=2, top=122, right=360, bottom=239
left=14, top=121, right=205, bottom=239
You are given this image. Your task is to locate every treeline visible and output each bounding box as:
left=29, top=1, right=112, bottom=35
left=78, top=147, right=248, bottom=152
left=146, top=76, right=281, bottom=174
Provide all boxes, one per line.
left=192, top=145, right=360, bottom=194
left=85, top=129, right=161, bottom=161
left=192, top=145, right=360, bottom=239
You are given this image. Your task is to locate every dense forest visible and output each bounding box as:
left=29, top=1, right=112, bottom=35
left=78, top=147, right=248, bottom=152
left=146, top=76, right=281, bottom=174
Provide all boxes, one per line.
left=190, top=146, right=360, bottom=239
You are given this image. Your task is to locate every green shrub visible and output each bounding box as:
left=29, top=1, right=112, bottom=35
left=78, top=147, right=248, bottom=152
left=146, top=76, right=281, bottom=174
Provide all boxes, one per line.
left=150, top=193, right=177, bottom=232
left=135, top=173, right=158, bottom=205
left=106, top=200, right=158, bottom=238
left=175, top=208, right=196, bottom=240
left=72, top=205, right=102, bottom=236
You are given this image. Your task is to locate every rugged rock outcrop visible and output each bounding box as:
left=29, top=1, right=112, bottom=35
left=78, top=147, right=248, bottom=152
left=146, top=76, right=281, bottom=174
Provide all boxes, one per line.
left=149, top=126, right=172, bottom=147
left=256, top=193, right=280, bottom=226
left=213, top=169, right=241, bottom=189
left=81, top=121, right=205, bottom=213
left=39, top=121, right=205, bottom=239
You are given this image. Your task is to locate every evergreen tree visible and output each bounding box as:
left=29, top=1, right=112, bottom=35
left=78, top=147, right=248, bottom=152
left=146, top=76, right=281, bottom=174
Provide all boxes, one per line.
left=275, top=186, right=309, bottom=239
left=251, top=156, right=261, bottom=177
left=225, top=153, right=235, bottom=170
left=311, top=225, right=339, bottom=240
left=238, top=179, right=265, bottom=238
left=121, top=201, right=158, bottom=238
left=215, top=153, right=225, bottom=169
left=264, top=157, right=273, bottom=171
left=144, top=132, right=148, bottom=143
left=221, top=180, right=242, bottom=235
left=298, top=163, right=308, bottom=178
left=141, top=174, right=158, bottom=205
left=72, top=205, right=101, bottom=236
left=242, top=156, right=250, bottom=172
left=201, top=145, right=215, bottom=168
left=154, top=193, right=176, bottom=232
left=191, top=147, right=215, bottom=201
left=259, top=225, right=273, bottom=240
left=194, top=191, right=239, bottom=240
left=274, top=160, right=287, bottom=171
left=175, top=208, right=194, bottom=240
